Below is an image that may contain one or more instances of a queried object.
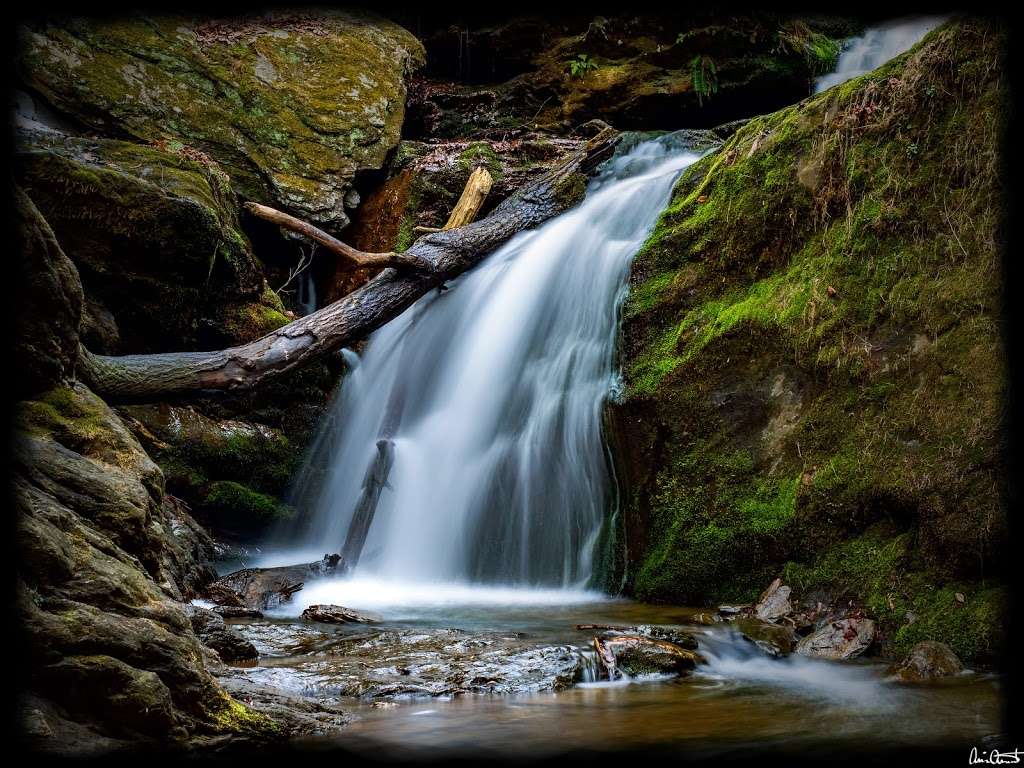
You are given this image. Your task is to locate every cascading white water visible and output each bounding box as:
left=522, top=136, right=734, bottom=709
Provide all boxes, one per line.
left=281, top=135, right=704, bottom=589
left=814, top=16, right=948, bottom=94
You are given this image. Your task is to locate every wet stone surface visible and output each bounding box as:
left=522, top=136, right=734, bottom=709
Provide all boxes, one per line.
left=223, top=621, right=586, bottom=700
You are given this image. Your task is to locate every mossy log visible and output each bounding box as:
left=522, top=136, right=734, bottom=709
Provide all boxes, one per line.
left=79, top=127, right=618, bottom=401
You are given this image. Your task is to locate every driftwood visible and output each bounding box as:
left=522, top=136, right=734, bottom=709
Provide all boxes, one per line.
left=205, top=554, right=341, bottom=610
left=76, top=126, right=618, bottom=401
left=413, top=166, right=493, bottom=234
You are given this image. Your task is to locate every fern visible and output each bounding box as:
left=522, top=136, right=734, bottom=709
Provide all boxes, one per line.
left=689, top=55, right=718, bottom=106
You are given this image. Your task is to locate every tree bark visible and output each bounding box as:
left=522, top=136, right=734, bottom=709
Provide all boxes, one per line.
left=77, top=126, right=619, bottom=401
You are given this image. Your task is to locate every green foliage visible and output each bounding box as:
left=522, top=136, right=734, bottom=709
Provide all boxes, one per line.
left=689, top=56, right=718, bottom=106
left=200, top=480, right=295, bottom=534
left=567, top=53, right=598, bottom=79
left=777, top=20, right=841, bottom=75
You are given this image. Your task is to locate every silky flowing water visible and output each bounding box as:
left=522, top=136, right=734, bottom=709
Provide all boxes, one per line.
left=224, top=23, right=1005, bottom=752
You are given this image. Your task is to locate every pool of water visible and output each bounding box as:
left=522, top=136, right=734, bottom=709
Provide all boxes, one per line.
left=215, top=581, right=1003, bottom=759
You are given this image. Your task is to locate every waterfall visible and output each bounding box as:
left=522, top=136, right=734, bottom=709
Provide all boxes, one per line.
left=814, top=16, right=948, bottom=94
left=280, top=134, right=704, bottom=588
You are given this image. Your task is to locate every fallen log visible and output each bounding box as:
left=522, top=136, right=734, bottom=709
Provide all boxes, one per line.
left=205, top=554, right=342, bottom=611
left=78, top=127, right=618, bottom=401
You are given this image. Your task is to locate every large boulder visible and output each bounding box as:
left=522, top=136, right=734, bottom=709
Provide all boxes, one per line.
left=14, top=129, right=281, bottom=353
left=15, top=10, right=425, bottom=229
left=13, top=186, right=83, bottom=398
left=13, top=382, right=279, bottom=744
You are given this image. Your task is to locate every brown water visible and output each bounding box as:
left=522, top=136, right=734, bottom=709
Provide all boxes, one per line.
left=218, top=589, right=1003, bottom=759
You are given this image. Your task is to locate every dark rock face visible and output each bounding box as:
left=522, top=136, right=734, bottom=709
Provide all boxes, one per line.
left=187, top=606, right=259, bottom=663
left=12, top=383, right=276, bottom=742
left=614, top=20, right=1008, bottom=664
left=14, top=129, right=278, bottom=354
left=402, top=14, right=858, bottom=139
left=13, top=187, right=83, bottom=399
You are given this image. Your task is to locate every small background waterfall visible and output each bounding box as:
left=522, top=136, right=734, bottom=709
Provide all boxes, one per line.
left=814, top=15, right=948, bottom=93
left=278, top=135, right=703, bottom=589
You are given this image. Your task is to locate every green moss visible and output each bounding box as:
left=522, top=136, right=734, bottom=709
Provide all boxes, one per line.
left=617, top=21, right=1007, bottom=663
left=781, top=525, right=1006, bottom=661
left=207, top=692, right=283, bottom=737
left=458, top=142, right=504, bottom=180
left=199, top=480, right=295, bottom=534
left=15, top=384, right=114, bottom=452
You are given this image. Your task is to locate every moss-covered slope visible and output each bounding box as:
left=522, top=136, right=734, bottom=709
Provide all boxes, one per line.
left=615, top=20, right=1007, bottom=662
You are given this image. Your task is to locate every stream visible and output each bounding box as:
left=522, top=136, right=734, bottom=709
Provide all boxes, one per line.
left=211, top=585, right=1001, bottom=758
left=212, top=18, right=1004, bottom=756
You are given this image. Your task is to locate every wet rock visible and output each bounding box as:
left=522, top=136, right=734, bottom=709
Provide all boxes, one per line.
left=717, top=605, right=753, bottom=619
left=216, top=674, right=349, bottom=735
left=887, top=641, right=963, bottom=682
left=13, top=186, right=83, bottom=399
left=13, top=383, right=275, bottom=742
left=186, top=605, right=258, bottom=663
left=302, top=604, right=382, bottom=624
left=754, top=578, right=793, bottom=622
left=229, top=626, right=585, bottom=700
left=594, top=635, right=704, bottom=677
left=795, top=617, right=876, bottom=660
left=213, top=606, right=264, bottom=620
left=16, top=10, right=425, bottom=230
left=734, top=617, right=796, bottom=657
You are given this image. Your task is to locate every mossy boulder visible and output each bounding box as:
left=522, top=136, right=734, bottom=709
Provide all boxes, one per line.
left=614, top=20, right=1007, bottom=664
left=117, top=402, right=299, bottom=540
left=14, top=129, right=271, bottom=352
left=13, top=185, right=83, bottom=398
left=15, top=10, right=425, bottom=229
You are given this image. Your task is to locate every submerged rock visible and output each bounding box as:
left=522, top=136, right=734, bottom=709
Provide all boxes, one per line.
left=594, top=635, right=704, bottom=677
left=302, top=604, right=381, bottom=624
left=734, top=617, right=796, bottom=657
left=795, top=617, right=876, bottom=660
left=228, top=625, right=585, bottom=700
left=887, top=641, right=963, bottom=682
